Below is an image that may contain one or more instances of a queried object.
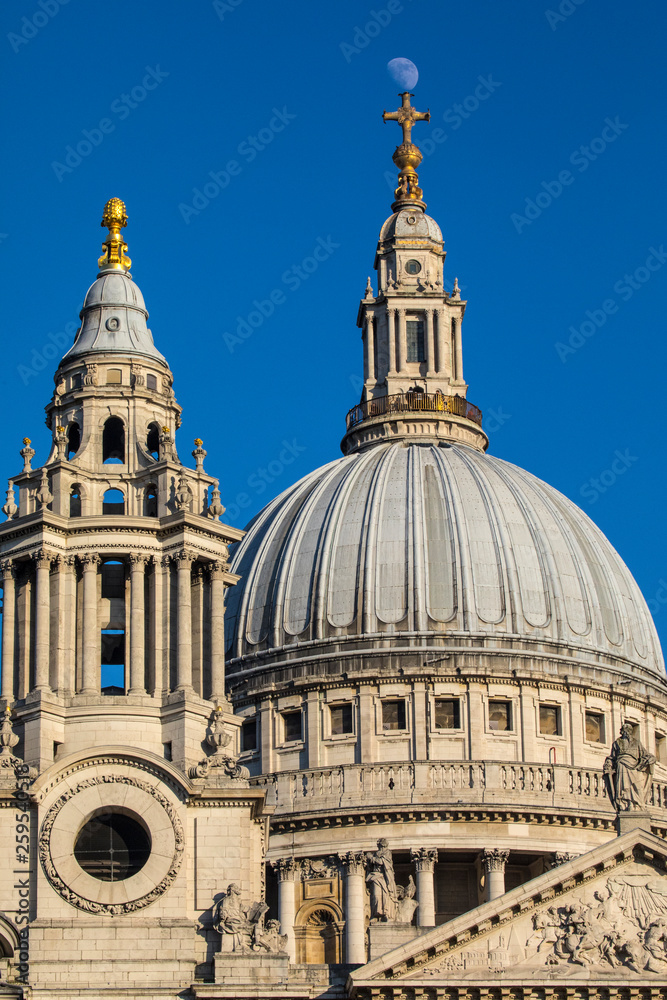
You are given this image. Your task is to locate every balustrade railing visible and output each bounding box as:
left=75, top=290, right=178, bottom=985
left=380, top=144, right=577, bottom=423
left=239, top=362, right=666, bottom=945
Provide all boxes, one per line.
left=251, top=762, right=667, bottom=818
left=345, top=391, right=483, bottom=430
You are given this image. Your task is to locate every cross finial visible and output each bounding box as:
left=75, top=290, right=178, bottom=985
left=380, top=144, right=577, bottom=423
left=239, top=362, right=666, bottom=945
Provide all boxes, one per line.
left=382, top=92, right=430, bottom=145
left=382, top=92, right=431, bottom=212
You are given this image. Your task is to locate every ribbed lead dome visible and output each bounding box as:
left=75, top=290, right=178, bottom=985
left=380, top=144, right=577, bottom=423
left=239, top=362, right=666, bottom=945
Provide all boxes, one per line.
left=226, top=441, right=663, bottom=677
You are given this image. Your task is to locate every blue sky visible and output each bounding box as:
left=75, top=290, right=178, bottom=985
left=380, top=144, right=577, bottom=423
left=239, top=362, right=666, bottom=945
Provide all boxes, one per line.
left=1, top=0, right=666, bottom=654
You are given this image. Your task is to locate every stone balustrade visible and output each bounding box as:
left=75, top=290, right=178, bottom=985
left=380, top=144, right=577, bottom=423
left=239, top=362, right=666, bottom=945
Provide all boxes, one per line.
left=252, top=761, right=667, bottom=820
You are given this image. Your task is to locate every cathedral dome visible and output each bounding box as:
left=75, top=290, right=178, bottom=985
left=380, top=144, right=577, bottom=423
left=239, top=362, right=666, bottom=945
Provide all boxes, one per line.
left=226, top=440, right=663, bottom=679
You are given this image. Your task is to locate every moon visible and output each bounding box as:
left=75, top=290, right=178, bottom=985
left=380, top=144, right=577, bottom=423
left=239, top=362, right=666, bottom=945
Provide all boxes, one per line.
left=387, top=57, right=418, bottom=91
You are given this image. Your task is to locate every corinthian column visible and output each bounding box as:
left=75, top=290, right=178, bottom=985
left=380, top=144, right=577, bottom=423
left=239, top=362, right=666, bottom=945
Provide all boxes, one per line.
left=387, top=309, right=396, bottom=375
left=34, top=550, right=52, bottom=691
left=397, top=308, right=406, bottom=372
left=410, top=847, right=437, bottom=926
left=436, top=308, right=449, bottom=375
left=80, top=554, right=100, bottom=693
left=366, top=314, right=375, bottom=382
left=174, top=550, right=196, bottom=692
left=271, top=858, right=298, bottom=963
left=338, top=851, right=367, bottom=964
left=209, top=560, right=226, bottom=703
left=481, top=848, right=509, bottom=901
left=425, top=309, right=436, bottom=377
left=1, top=560, right=15, bottom=701
left=129, top=554, right=149, bottom=694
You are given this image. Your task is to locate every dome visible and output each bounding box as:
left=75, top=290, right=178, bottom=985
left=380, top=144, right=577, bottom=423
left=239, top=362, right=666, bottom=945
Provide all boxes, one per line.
left=226, top=441, right=664, bottom=678
left=61, top=270, right=167, bottom=365
left=379, top=207, right=443, bottom=243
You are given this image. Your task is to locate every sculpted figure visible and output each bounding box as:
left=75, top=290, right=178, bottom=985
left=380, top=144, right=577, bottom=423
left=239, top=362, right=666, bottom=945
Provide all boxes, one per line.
left=604, top=722, right=655, bottom=812
left=212, top=882, right=269, bottom=953
left=395, top=875, right=419, bottom=923
left=366, top=838, right=397, bottom=922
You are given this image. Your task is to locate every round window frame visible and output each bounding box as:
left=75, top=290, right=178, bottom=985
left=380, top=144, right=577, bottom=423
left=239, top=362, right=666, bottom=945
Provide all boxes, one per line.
left=73, top=806, right=153, bottom=882
left=39, top=775, right=184, bottom=913
left=405, top=259, right=422, bottom=275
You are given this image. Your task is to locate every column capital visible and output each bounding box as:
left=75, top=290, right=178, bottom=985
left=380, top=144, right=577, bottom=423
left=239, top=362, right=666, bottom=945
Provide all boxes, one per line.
left=129, top=552, right=150, bottom=568
left=549, top=851, right=580, bottom=868
left=410, top=847, right=438, bottom=872
left=79, top=553, right=100, bottom=569
left=33, top=548, right=55, bottom=570
left=209, top=559, right=228, bottom=579
left=173, top=548, right=196, bottom=568
left=481, top=848, right=509, bottom=873
left=0, top=559, right=15, bottom=580
left=270, top=857, right=300, bottom=882
left=337, top=851, right=367, bottom=877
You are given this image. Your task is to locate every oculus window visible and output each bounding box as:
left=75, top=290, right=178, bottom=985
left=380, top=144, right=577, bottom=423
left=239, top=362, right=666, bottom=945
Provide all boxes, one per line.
left=74, top=812, right=151, bottom=882
left=405, top=259, right=421, bottom=275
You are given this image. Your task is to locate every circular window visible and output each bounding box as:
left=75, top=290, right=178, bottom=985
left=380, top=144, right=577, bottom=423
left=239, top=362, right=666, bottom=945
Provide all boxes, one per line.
left=74, top=812, right=151, bottom=882
left=405, top=259, right=421, bottom=275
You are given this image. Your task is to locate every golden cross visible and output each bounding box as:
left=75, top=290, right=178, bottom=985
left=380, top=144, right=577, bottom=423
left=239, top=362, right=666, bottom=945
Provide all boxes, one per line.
left=382, top=92, right=430, bottom=145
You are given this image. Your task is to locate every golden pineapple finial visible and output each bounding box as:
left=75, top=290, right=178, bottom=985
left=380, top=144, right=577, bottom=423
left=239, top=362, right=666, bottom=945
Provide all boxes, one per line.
left=98, top=197, right=132, bottom=274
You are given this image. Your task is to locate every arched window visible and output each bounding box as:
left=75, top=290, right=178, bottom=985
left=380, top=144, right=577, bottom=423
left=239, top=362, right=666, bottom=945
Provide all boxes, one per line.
left=67, top=422, right=80, bottom=459
left=146, top=422, right=160, bottom=460
left=102, top=488, right=124, bottom=515
left=103, top=417, right=125, bottom=464
left=145, top=485, right=158, bottom=517
left=69, top=484, right=82, bottom=517
left=295, top=906, right=342, bottom=964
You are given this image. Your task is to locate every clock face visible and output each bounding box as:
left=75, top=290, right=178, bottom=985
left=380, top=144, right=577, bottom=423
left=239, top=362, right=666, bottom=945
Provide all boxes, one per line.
left=405, top=259, right=421, bottom=275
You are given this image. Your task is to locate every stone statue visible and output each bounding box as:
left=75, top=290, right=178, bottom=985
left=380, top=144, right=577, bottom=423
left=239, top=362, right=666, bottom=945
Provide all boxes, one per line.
left=604, top=722, right=656, bottom=812
left=366, top=838, right=397, bottom=922
left=212, top=883, right=270, bottom=953
left=395, top=875, right=419, bottom=923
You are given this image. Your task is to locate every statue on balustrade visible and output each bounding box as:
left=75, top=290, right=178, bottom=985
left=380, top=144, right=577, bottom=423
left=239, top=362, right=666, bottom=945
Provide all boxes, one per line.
left=213, top=882, right=286, bottom=953
left=366, top=838, right=397, bottom=922
left=603, top=722, right=656, bottom=812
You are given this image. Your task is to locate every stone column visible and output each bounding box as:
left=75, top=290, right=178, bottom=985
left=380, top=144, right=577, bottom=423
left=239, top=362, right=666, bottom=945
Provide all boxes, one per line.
left=1, top=560, right=15, bottom=701
left=397, top=308, right=406, bottom=372
left=425, top=309, right=436, bottom=377
left=81, top=554, right=100, bottom=693
left=129, top=554, right=148, bottom=694
left=175, top=550, right=196, bottom=692
left=387, top=309, right=396, bottom=374
left=436, top=308, right=449, bottom=375
left=271, top=858, right=298, bottom=963
left=209, top=561, right=226, bottom=703
left=410, top=848, right=437, bottom=926
left=453, top=318, right=463, bottom=382
left=33, top=550, right=52, bottom=691
left=482, top=848, right=509, bottom=901
left=366, top=314, right=375, bottom=382
left=338, top=851, right=367, bottom=965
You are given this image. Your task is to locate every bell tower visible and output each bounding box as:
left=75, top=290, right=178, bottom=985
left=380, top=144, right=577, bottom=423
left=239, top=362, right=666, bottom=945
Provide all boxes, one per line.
left=342, top=93, right=488, bottom=455
left=0, top=197, right=242, bottom=769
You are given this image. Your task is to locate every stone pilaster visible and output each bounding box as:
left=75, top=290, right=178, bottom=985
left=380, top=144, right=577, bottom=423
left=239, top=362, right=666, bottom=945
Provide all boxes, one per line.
left=397, top=308, right=406, bottom=372
left=387, top=308, right=397, bottom=374
left=33, top=549, right=52, bottom=691
left=209, top=560, right=226, bottom=703
left=481, top=848, right=509, bottom=902
left=410, top=847, right=437, bottom=926
left=425, top=308, right=436, bottom=377
left=174, top=550, right=196, bottom=692
left=338, top=851, right=367, bottom=965
left=271, top=858, right=299, bottom=963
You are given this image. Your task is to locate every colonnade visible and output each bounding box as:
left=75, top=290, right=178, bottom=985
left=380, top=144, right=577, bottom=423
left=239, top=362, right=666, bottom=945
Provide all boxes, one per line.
left=271, top=846, right=512, bottom=965
left=0, top=549, right=226, bottom=700
left=362, top=307, right=463, bottom=384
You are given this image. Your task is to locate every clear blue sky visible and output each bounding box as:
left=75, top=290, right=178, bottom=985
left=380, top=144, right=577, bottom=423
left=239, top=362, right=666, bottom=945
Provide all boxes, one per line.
left=1, top=0, right=666, bottom=655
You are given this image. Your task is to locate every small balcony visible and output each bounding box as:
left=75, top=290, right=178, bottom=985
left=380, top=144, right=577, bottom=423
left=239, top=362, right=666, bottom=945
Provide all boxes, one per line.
left=345, top=391, right=483, bottom=431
